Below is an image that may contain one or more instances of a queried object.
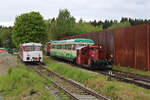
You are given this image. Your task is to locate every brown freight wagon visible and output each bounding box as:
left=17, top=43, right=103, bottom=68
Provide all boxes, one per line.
left=60, top=24, right=150, bottom=71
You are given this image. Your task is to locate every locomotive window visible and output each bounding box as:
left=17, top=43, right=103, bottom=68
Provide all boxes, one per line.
left=77, top=50, right=80, bottom=56
left=82, top=50, right=87, bottom=55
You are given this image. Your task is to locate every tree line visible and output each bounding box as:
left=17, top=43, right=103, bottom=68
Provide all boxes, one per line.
left=0, top=9, right=150, bottom=48
left=90, top=17, right=150, bottom=29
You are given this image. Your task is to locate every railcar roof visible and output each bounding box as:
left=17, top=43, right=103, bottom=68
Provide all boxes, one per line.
left=51, top=38, right=94, bottom=44
left=21, top=43, right=42, bottom=46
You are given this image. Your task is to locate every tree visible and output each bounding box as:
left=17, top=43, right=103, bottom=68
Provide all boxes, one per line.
left=0, top=26, right=15, bottom=48
left=54, top=9, right=75, bottom=38
left=108, top=21, right=131, bottom=30
left=12, top=11, right=47, bottom=47
left=45, top=18, right=57, bottom=40
left=72, top=22, right=103, bottom=34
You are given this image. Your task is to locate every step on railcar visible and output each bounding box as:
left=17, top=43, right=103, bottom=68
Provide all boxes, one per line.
left=19, top=43, right=43, bottom=63
left=46, top=38, right=112, bottom=70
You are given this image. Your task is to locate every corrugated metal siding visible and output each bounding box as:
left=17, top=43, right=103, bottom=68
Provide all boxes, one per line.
left=114, top=27, right=135, bottom=68
left=134, top=24, right=148, bottom=70
left=59, top=24, right=150, bottom=71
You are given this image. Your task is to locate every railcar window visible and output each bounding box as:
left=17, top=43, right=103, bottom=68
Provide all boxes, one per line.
left=62, top=45, right=65, bottom=49
left=66, top=44, right=69, bottom=50
left=72, top=44, right=75, bottom=50
left=25, top=46, right=31, bottom=51
left=59, top=45, right=61, bottom=49
left=32, top=46, right=41, bottom=51
left=56, top=45, right=59, bottom=49
left=69, top=44, right=71, bottom=50
left=52, top=45, right=54, bottom=49
left=54, top=45, right=56, bottom=49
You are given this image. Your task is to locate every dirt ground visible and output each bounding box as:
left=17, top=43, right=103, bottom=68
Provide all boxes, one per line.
left=0, top=51, right=17, bottom=76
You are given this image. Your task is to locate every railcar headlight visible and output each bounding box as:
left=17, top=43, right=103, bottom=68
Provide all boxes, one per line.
left=110, top=54, right=113, bottom=58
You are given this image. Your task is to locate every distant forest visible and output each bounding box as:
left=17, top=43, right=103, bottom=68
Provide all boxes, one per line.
left=90, top=17, right=150, bottom=29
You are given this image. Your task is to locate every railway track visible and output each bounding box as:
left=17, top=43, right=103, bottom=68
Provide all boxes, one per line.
left=96, top=70, right=150, bottom=89
left=51, top=57, right=150, bottom=89
left=30, top=64, right=110, bottom=100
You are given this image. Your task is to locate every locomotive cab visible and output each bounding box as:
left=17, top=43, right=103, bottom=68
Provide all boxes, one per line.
left=76, top=45, right=112, bottom=69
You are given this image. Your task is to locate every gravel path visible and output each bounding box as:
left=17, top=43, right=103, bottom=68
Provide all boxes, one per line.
left=0, top=51, right=17, bottom=76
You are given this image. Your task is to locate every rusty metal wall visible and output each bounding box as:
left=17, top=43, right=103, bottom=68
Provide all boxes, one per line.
left=114, top=24, right=150, bottom=71
left=114, top=26, right=135, bottom=68
left=134, top=24, right=148, bottom=70
left=59, top=24, right=150, bottom=71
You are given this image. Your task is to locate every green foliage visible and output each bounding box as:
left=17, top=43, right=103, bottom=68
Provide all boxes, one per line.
left=54, top=9, right=75, bottom=38
left=104, top=84, right=119, bottom=100
left=108, top=21, right=131, bottom=30
left=90, top=18, right=150, bottom=29
left=0, top=26, right=15, bottom=48
left=72, top=22, right=103, bottom=35
left=45, top=18, right=57, bottom=40
left=12, top=11, right=47, bottom=47
left=45, top=10, right=103, bottom=40
left=0, top=64, right=55, bottom=100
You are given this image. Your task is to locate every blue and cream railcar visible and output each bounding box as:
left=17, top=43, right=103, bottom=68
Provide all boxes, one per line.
left=19, top=43, right=43, bottom=62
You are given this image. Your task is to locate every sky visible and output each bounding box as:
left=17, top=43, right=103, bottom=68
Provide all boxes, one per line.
left=0, top=0, right=149, bottom=26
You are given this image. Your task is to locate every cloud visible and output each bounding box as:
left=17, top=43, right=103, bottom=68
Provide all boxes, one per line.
left=0, top=0, right=149, bottom=26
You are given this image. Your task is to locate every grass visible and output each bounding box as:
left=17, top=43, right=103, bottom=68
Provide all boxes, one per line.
left=44, top=56, right=150, bottom=100
left=113, top=65, right=150, bottom=76
left=0, top=63, right=55, bottom=100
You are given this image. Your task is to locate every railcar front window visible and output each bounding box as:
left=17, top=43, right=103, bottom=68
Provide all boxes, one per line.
left=25, top=46, right=31, bottom=51
left=32, top=46, right=41, bottom=51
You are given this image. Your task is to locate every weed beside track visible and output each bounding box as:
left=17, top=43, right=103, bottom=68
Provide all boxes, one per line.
left=44, top=57, right=150, bottom=100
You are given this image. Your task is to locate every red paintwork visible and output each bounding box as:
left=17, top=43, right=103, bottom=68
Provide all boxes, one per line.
left=47, top=43, right=50, bottom=53
left=76, top=45, right=106, bottom=66
left=0, top=48, right=6, bottom=51
left=34, top=57, right=38, bottom=61
left=23, top=46, right=31, bottom=52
